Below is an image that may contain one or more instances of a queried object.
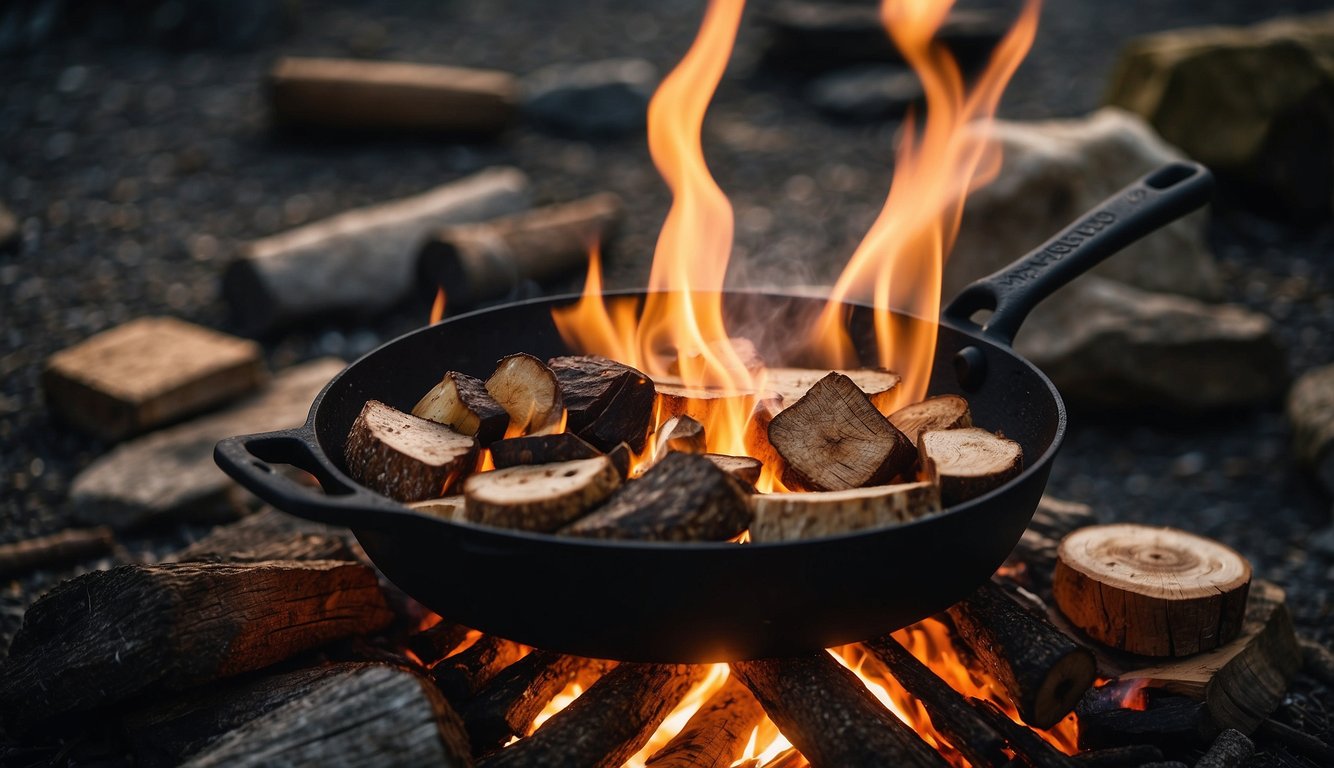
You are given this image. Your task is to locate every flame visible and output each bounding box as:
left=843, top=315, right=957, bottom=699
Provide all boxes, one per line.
left=430, top=287, right=447, bottom=324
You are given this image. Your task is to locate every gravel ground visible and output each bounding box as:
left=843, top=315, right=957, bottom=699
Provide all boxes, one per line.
left=1, top=0, right=1332, bottom=756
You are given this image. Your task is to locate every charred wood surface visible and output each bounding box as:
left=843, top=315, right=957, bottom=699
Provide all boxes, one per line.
left=548, top=355, right=655, bottom=452
left=1255, top=718, right=1334, bottom=764
left=1196, top=728, right=1254, bottom=768
left=489, top=433, right=602, bottom=469
left=0, top=525, right=114, bottom=578
left=407, top=622, right=473, bottom=666
left=173, top=508, right=355, bottom=563
left=1069, top=745, right=1164, bottom=768
left=462, top=651, right=612, bottom=755
left=432, top=635, right=527, bottom=704
left=966, top=698, right=1072, bottom=768
left=644, top=675, right=765, bottom=768
left=1075, top=686, right=1209, bottom=750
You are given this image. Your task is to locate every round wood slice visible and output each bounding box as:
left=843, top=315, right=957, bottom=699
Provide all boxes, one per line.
left=1053, top=524, right=1252, bottom=657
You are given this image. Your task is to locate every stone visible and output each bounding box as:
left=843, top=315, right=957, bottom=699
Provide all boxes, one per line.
left=43, top=316, right=266, bottom=442
left=805, top=65, right=921, bottom=120
left=1287, top=364, right=1334, bottom=496
left=1105, top=11, right=1334, bottom=219
left=521, top=58, right=657, bottom=138
left=0, top=202, right=17, bottom=253
left=69, top=358, right=344, bottom=529
left=947, top=108, right=1222, bottom=302
left=1014, top=277, right=1287, bottom=412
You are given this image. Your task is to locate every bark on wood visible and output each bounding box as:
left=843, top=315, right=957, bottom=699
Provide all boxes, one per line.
left=947, top=579, right=1096, bottom=729
left=1196, top=728, right=1254, bottom=768
left=731, top=652, right=948, bottom=768
left=1074, top=686, right=1208, bottom=750
left=750, top=481, right=939, bottom=542
left=345, top=399, right=480, bottom=502
left=464, top=456, right=622, bottom=532
left=919, top=428, right=1023, bottom=506
left=644, top=675, right=766, bottom=768
left=967, top=698, right=1073, bottom=768
left=0, top=526, right=114, bottom=578
left=478, top=663, right=705, bottom=768
left=432, top=635, right=527, bottom=704
left=269, top=56, right=518, bottom=136
left=655, top=415, right=707, bottom=456
left=888, top=394, right=973, bottom=445
left=419, top=193, right=623, bottom=310
left=549, top=355, right=656, bottom=453
left=769, top=372, right=916, bottom=492
left=463, top=651, right=613, bottom=755
left=409, top=496, right=468, bottom=522
left=407, top=622, right=473, bottom=666
left=173, top=508, right=355, bottom=563
left=703, top=454, right=762, bottom=490
left=489, top=433, right=602, bottom=469
left=1053, top=524, right=1251, bottom=656
left=1070, top=745, right=1163, bottom=768
left=559, top=452, right=751, bottom=541
left=223, top=167, right=529, bottom=332
left=0, top=561, right=393, bottom=732
left=414, top=371, right=510, bottom=447
left=486, top=354, right=564, bottom=436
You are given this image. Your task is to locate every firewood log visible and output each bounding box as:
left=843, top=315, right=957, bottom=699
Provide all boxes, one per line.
left=414, top=371, right=510, bottom=447
left=946, top=579, right=1096, bottom=729
left=173, top=508, right=355, bottom=563
left=643, top=675, right=766, bottom=768
left=1074, top=686, right=1208, bottom=750
left=477, top=663, right=706, bottom=768
left=1196, top=729, right=1254, bottom=768
left=409, top=496, right=468, bottom=522
left=0, top=526, right=114, bottom=578
left=489, top=433, right=602, bottom=469
left=432, top=635, right=527, bottom=704
left=919, top=428, right=1022, bottom=505
left=344, top=399, right=480, bottom=502
left=607, top=441, right=634, bottom=479
left=1071, top=745, right=1163, bottom=768
left=559, top=452, right=751, bottom=541
left=768, top=372, right=916, bottom=491
left=463, top=456, right=622, bottom=532
left=703, top=454, right=762, bottom=490
left=1053, top=524, right=1251, bottom=657
left=750, top=481, right=940, bottom=542
left=888, top=394, right=972, bottom=445
left=406, top=622, right=473, bottom=666
left=655, top=415, right=707, bottom=456
left=0, top=561, right=393, bottom=732
left=547, top=355, right=656, bottom=452
left=1256, top=718, right=1334, bottom=765
left=1003, top=497, right=1098, bottom=595
left=462, top=651, right=613, bottom=755
left=486, top=354, right=564, bottom=436
left=654, top=380, right=752, bottom=425
left=731, top=652, right=949, bottom=768
left=967, top=698, right=1073, bottom=768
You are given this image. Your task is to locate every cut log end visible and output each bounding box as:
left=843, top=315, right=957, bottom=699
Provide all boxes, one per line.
left=463, top=456, right=622, bottom=532
left=889, top=394, right=972, bottom=445
left=750, top=482, right=940, bottom=542
left=919, top=427, right=1022, bottom=506
left=345, top=400, right=479, bottom=502
left=413, top=371, right=509, bottom=446
left=703, top=454, right=763, bottom=490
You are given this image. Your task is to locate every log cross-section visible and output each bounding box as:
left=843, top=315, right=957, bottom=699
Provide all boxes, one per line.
left=344, top=399, right=479, bottom=502
left=463, top=456, right=622, bottom=532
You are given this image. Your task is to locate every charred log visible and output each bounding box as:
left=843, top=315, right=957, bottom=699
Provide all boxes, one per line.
left=432, top=635, right=527, bottom=704
left=463, top=651, right=613, bottom=755
left=548, top=355, right=656, bottom=453
left=644, top=675, right=765, bottom=768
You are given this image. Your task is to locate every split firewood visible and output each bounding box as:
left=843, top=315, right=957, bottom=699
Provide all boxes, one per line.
left=463, top=456, right=622, bottom=532
left=0, top=561, right=393, bottom=732
left=1053, top=524, right=1252, bottom=656
left=967, top=698, right=1074, bottom=768
left=432, top=635, right=527, bottom=704
left=655, top=415, right=707, bottom=456
left=406, top=621, right=473, bottom=666
left=919, top=427, right=1023, bottom=505
left=478, top=663, right=705, bottom=768
left=1196, top=729, right=1254, bottom=768
left=344, top=399, right=480, bottom=502
left=489, top=432, right=602, bottom=469
left=750, top=481, right=940, bottom=542
left=486, top=354, right=565, bottom=436
left=768, top=371, right=916, bottom=491
left=703, top=454, right=763, bottom=490
left=560, top=452, right=751, bottom=541
left=172, top=508, right=355, bottom=563
left=408, top=496, right=468, bottom=522
left=462, top=651, right=613, bottom=755
left=643, top=675, right=766, bottom=768
left=607, top=442, right=634, bottom=479
left=888, top=394, right=972, bottom=444
left=946, top=579, right=1097, bottom=729
left=414, top=371, right=510, bottom=446
left=549, top=355, right=656, bottom=452
left=731, top=652, right=948, bottom=768
left=0, top=526, right=115, bottom=578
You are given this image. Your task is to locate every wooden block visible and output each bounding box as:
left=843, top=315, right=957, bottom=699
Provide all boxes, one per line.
left=43, top=316, right=266, bottom=441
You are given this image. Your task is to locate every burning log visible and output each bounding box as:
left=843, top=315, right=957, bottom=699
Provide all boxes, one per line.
left=0, top=561, right=393, bottom=731
left=1075, top=686, right=1208, bottom=750
left=486, top=353, right=565, bottom=436
left=419, top=193, right=624, bottom=310
left=477, top=663, right=706, bottom=768
left=1053, top=524, right=1251, bottom=656
left=919, top=428, right=1023, bottom=506
left=432, top=634, right=527, bottom=704
left=667, top=337, right=765, bottom=377
left=655, top=415, right=707, bottom=456
left=654, top=368, right=897, bottom=430
left=489, top=433, right=602, bottom=469
left=462, top=651, right=613, bottom=755
left=0, top=526, right=115, bottom=578
left=463, top=456, right=622, bottom=532
left=173, top=508, right=355, bottom=563
left=702, top=454, right=763, bottom=489
left=268, top=56, right=518, bottom=136
left=946, top=579, right=1096, bottom=729
left=967, top=698, right=1073, bottom=768
left=768, top=372, right=916, bottom=491
left=888, top=394, right=973, bottom=445
left=559, top=452, right=751, bottom=541
left=730, top=652, right=949, bottom=768
left=643, top=675, right=766, bottom=768
left=414, top=371, right=510, bottom=447
left=548, top=355, right=655, bottom=452
left=1196, top=729, right=1254, bottom=768
left=768, top=367, right=900, bottom=414
left=344, top=400, right=479, bottom=502
left=223, top=167, right=530, bottom=333
left=749, top=482, right=940, bottom=542
left=742, top=392, right=785, bottom=470
left=407, top=622, right=473, bottom=666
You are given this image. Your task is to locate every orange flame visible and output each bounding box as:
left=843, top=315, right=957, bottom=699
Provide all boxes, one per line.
left=430, top=287, right=447, bottom=324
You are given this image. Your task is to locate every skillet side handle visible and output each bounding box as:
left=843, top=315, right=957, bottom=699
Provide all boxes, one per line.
left=942, top=162, right=1214, bottom=346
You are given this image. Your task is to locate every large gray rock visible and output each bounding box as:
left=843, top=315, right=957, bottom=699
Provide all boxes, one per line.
left=70, top=358, right=345, bottom=529
left=521, top=59, right=657, bottom=139
left=1288, top=364, right=1334, bottom=496
left=1015, top=277, right=1287, bottom=413
left=947, top=108, right=1221, bottom=302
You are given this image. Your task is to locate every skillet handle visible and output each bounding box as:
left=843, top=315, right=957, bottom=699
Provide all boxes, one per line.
left=215, top=428, right=405, bottom=530
left=942, top=161, right=1214, bottom=346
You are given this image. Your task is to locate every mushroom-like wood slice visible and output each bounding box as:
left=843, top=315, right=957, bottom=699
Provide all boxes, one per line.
left=703, top=454, right=763, bottom=490
left=408, top=496, right=467, bottom=522
left=768, top=372, right=916, bottom=492
left=750, top=481, right=941, bottom=542
left=919, top=428, right=1022, bottom=506
left=888, top=395, right=972, bottom=445
left=548, top=355, right=655, bottom=452
left=560, top=452, right=751, bottom=541
left=485, top=353, right=564, bottom=436
left=654, top=415, right=707, bottom=457
left=489, top=433, right=601, bottom=469
left=344, top=400, right=479, bottom=502
left=413, top=371, right=509, bottom=446
left=463, top=456, right=621, bottom=532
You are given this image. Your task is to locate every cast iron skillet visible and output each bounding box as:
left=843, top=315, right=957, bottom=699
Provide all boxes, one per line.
left=216, top=162, right=1212, bottom=663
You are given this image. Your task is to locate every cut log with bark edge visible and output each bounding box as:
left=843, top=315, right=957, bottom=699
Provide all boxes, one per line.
left=463, top=456, right=621, bottom=532
left=548, top=355, right=656, bottom=453
left=344, top=399, right=479, bottom=502
left=1053, top=524, right=1252, bottom=657
left=750, top=481, right=940, bottom=542
left=406, top=621, right=473, bottom=666
left=414, top=371, right=510, bottom=446
left=767, top=367, right=901, bottom=414
left=408, top=496, right=468, bottom=522
left=919, top=427, right=1023, bottom=505
left=431, top=634, right=527, bottom=704
left=655, top=415, right=707, bottom=457
left=559, top=452, right=750, bottom=541
left=703, top=454, right=762, bottom=490
left=462, top=651, right=613, bottom=755
left=889, top=394, right=973, bottom=445
left=489, top=432, right=602, bottom=469
left=643, top=674, right=766, bottom=768
left=0, top=526, right=115, bottom=578
left=486, top=354, right=565, bottom=436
